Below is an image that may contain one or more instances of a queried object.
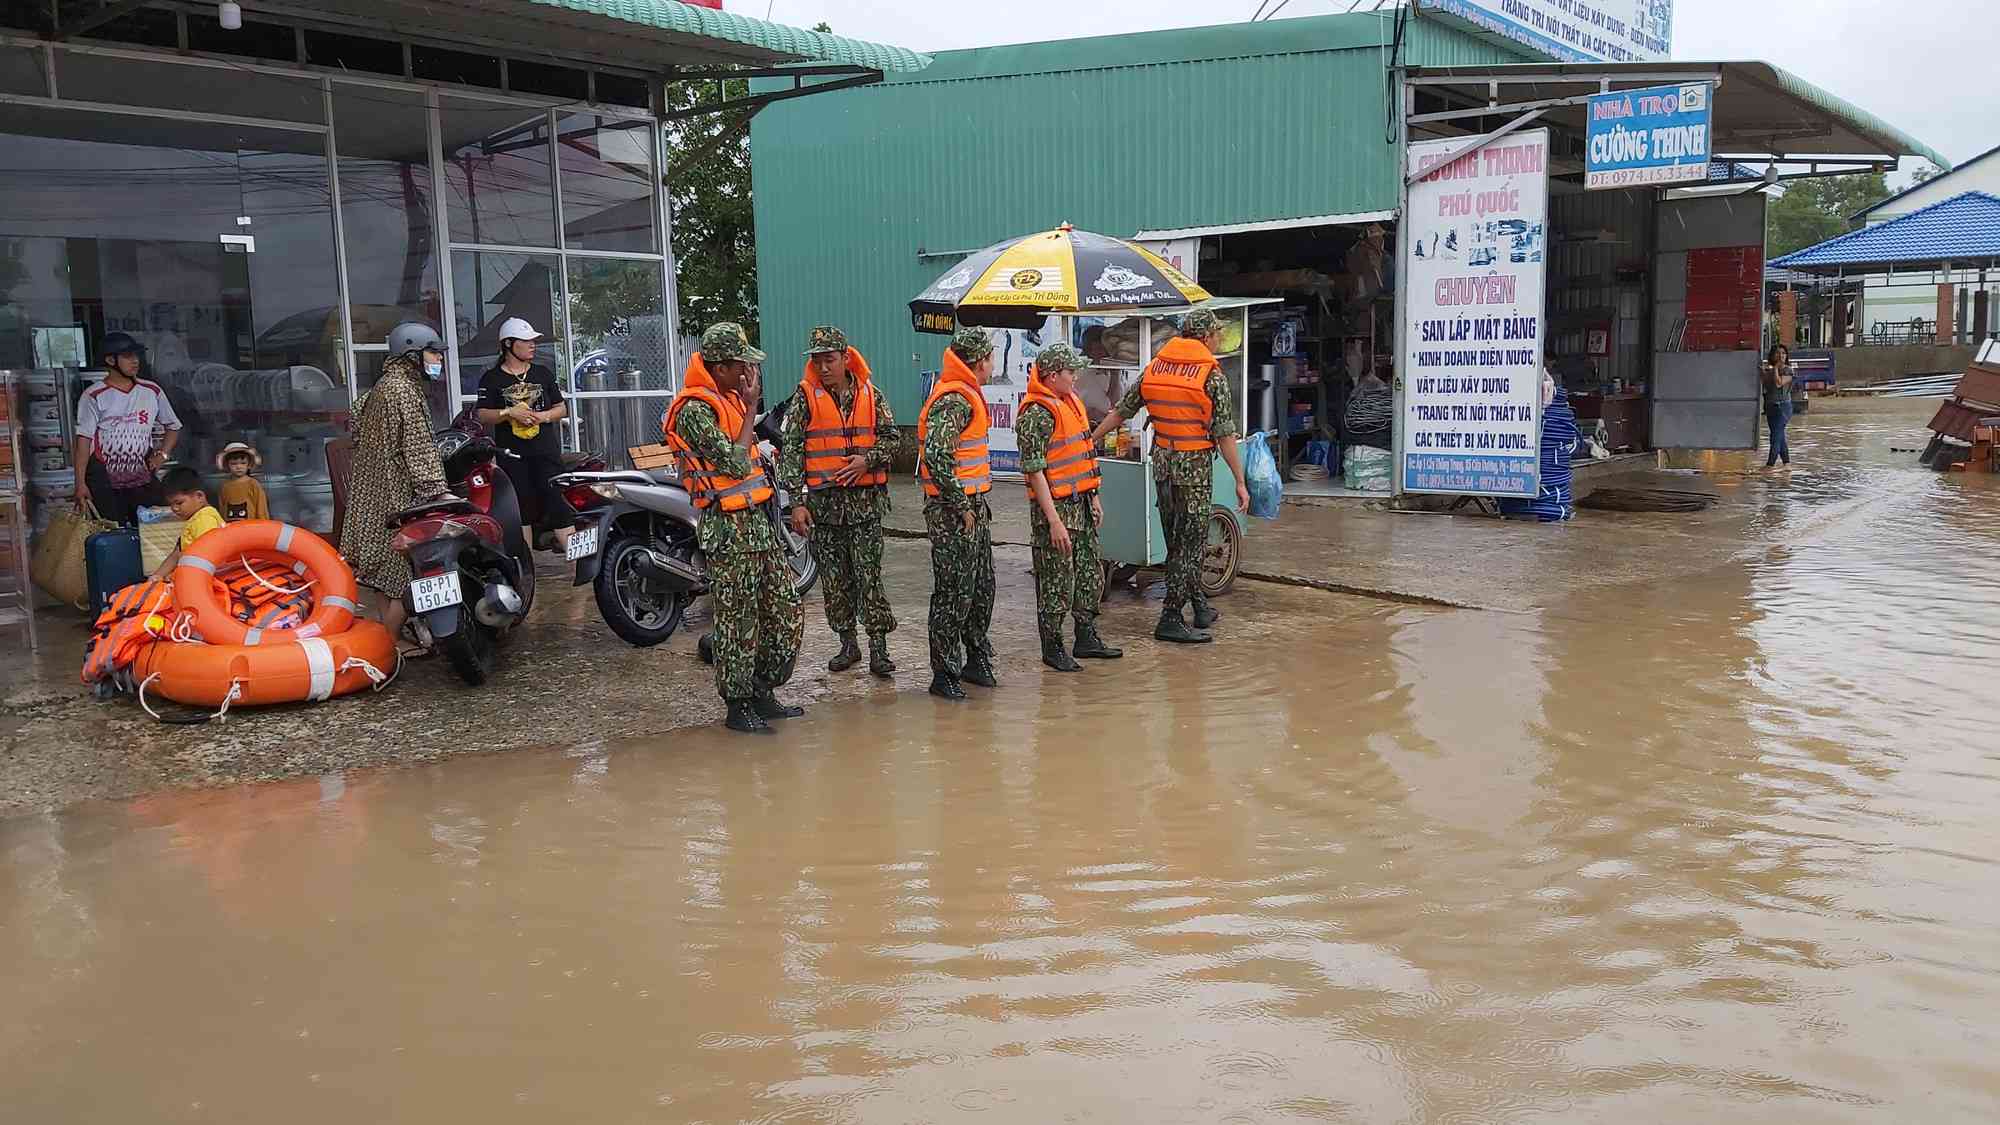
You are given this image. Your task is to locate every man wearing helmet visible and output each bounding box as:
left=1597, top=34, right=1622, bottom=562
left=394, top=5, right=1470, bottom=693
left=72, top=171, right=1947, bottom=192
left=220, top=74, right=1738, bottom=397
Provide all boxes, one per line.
left=475, top=317, right=576, bottom=550
left=341, top=323, right=452, bottom=651
left=73, top=332, right=182, bottom=525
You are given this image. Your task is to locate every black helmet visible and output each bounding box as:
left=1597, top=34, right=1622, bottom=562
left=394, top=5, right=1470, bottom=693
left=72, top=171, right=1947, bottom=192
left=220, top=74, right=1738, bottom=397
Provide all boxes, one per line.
left=100, top=332, right=145, bottom=362
left=387, top=321, right=443, bottom=358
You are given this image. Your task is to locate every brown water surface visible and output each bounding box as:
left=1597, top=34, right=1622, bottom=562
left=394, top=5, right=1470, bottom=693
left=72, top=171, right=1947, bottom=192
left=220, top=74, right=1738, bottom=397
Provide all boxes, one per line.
left=5, top=402, right=1998, bottom=1122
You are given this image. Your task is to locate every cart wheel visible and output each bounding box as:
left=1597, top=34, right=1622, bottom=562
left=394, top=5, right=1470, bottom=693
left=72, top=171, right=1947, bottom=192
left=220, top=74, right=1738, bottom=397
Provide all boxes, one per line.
left=1200, top=507, right=1241, bottom=597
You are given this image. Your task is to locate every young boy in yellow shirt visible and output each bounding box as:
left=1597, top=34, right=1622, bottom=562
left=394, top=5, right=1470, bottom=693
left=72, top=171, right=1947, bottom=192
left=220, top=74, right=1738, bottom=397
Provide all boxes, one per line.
left=151, top=465, right=226, bottom=578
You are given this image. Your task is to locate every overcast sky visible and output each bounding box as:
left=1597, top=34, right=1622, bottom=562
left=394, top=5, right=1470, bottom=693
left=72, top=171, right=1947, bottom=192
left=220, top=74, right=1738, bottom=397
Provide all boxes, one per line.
left=762, top=0, right=1987, bottom=171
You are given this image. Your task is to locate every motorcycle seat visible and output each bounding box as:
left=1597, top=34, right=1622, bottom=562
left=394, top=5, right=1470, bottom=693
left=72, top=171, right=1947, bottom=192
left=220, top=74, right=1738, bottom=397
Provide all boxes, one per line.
left=386, top=495, right=476, bottom=529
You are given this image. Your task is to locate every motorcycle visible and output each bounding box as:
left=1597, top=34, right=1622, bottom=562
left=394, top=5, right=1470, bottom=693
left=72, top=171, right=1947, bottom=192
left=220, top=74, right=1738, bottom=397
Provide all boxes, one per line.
left=387, top=423, right=537, bottom=685
left=552, top=408, right=815, bottom=648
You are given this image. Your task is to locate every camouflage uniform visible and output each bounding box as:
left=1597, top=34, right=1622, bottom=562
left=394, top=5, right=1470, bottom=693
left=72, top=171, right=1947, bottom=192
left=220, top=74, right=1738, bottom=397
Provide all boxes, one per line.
left=923, top=328, right=997, bottom=678
left=1017, top=344, right=1104, bottom=645
left=1116, top=308, right=1238, bottom=615
left=778, top=326, right=900, bottom=644
left=675, top=323, right=802, bottom=704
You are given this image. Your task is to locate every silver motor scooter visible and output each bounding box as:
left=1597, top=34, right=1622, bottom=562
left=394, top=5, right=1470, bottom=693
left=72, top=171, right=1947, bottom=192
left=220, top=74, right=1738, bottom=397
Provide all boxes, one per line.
left=553, top=415, right=815, bottom=648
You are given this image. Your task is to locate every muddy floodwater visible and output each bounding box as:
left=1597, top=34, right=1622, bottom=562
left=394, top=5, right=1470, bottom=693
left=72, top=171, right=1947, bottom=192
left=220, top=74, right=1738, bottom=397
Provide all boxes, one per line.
left=5, top=403, right=1999, bottom=1122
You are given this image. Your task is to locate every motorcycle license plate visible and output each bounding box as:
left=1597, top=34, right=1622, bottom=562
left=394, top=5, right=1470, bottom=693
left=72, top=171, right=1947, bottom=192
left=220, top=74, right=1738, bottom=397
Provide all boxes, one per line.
left=410, top=571, right=462, bottom=613
left=565, top=525, right=600, bottom=561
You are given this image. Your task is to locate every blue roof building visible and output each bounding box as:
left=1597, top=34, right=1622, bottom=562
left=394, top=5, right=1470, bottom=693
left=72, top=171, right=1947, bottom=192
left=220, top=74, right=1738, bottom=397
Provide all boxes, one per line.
left=1771, top=192, right=2000, bottom=274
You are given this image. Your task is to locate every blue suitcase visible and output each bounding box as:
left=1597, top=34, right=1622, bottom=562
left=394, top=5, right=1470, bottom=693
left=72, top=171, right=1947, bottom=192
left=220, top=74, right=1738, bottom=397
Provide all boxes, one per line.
left=84, top=528, right=144, bottom=615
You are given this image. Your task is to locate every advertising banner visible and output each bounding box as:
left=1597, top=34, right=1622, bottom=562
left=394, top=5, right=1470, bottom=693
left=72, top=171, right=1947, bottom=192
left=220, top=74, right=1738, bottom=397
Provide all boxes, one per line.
left=1586, top=81, right=1713, bottom=189
left=1416, top=0, right=1672, bottom=64
left=1399, top=131, right=1548, bottom=498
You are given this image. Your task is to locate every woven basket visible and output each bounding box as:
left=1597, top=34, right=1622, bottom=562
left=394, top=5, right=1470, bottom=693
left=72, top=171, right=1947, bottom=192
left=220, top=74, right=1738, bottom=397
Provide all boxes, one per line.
left=31, top=502, right=114, bottom=609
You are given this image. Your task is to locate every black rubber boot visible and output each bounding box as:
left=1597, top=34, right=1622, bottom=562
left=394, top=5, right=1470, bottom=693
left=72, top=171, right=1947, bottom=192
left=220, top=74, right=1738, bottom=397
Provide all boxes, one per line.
left=961, top=653, right=999, bottom=688
left=827, top=634, right=862, bottom=672
left=724, top=701, right=773, bottom=734
left=928, top=672, right=967, bottom=701
left=1041, top=635, right=1082, bottom=672
left=752, top=687, right=804, bottom=720
left=1190, top=598, right=1220, bottom=629
left=697, top=632, right=715, bottom=665
left=1155, top=611, right=1213, bottom=645
left=1073, top=622, right=1123, bottom=660
left=868, top=637, right=896, bottom=679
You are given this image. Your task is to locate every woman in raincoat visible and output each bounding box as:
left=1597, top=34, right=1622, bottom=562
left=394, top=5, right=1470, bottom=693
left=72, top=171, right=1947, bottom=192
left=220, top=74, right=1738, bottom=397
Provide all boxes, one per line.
left=340, top=322, right=451, bottom=651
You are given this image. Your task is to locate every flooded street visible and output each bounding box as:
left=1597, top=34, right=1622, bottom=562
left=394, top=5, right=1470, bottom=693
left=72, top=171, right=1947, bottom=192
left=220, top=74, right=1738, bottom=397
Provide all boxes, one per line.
left=5, top=401, right=1998, bottom=1123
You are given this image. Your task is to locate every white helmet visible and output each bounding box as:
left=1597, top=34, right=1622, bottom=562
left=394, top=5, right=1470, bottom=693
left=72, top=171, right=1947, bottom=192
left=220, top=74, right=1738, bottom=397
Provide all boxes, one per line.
left=498, top=317, right=543, bottom=345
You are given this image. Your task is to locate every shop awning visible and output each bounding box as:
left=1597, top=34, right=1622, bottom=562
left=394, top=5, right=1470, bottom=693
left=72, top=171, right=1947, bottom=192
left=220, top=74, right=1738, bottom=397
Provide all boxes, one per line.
left=1404, top=60, right=1949, bottom=172
left=242, top=0, right=930, bottom=74
left=1770, top=191, right=2000, bottom=275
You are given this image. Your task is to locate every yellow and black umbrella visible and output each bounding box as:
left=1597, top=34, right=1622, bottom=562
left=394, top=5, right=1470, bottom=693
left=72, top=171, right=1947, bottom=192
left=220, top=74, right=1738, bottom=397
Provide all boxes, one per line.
left=911, top=224, right=1211, bottom=334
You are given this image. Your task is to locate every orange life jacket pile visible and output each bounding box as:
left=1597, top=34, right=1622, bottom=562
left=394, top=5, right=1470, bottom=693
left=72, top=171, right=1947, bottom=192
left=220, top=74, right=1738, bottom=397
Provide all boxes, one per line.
left=82, top=520, right=398, bottom=712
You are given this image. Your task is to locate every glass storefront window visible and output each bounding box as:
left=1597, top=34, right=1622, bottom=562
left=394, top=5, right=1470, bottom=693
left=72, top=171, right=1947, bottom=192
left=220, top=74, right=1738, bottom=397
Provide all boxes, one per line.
left=1, top=46, right=47, bottom=95
left=452, top=250, right=565, bottom=406
left=331, top=86, right=442, bottom=368
left=567, top=257, right=671, bottom=392
left=0, top=104, right=343, bottom=529
left=441, top=98, right=555, bottom=249
left=557, top=113, right=657, bottom=253
left=57, top=52, right=324, bottom=124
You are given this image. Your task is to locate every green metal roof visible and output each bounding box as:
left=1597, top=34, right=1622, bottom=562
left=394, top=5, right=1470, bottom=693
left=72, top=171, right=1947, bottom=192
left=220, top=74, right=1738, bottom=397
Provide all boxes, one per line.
left=522, top=0, right=931, bottom=72
left=1760, top=62, right=1951, bottom=172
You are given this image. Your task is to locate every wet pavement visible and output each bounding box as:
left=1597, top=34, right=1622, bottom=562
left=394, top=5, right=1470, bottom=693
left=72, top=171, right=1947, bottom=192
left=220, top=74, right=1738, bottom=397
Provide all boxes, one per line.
left=4, top=398, right=2000, bottom=1122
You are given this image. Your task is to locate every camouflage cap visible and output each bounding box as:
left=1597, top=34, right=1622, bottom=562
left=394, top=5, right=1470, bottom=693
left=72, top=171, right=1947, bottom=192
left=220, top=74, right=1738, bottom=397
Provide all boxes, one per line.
left=803, top=325, right=847, bottom=355
left=1035, top=342, right=1089, bottom=373
left=700, top=322, right=766, bottom=364
left=1180, top=307, right=1223, bottom=338
left=949, top=325, right=994, bottom=364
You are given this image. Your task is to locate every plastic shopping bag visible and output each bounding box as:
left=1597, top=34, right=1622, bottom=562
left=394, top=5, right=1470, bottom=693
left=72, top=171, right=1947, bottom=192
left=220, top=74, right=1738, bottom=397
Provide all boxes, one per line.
left=1243, top=430, right=1283, bottom=520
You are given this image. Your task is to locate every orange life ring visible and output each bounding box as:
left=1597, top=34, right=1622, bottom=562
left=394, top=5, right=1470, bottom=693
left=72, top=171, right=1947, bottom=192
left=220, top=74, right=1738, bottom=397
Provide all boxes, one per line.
left=171, top=520, right=358, bottom=645
left=131, top=619, right=399, bottom=708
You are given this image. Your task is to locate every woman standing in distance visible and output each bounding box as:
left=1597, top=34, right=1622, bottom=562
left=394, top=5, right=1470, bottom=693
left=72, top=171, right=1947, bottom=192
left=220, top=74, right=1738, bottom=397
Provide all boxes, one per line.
left=1761, top=343, right=1796, bottom=469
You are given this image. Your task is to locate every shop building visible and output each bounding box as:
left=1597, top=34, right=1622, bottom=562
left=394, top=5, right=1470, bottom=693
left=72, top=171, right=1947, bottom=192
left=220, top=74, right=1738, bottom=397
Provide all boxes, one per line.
left=751, top=9, right=1942, bottom=495
left=0, top=0, right=925, bottom=533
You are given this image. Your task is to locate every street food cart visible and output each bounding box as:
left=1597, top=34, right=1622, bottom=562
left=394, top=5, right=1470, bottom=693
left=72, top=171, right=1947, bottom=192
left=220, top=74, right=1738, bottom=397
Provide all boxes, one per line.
left=1047, top=297, right=1278, bottom=597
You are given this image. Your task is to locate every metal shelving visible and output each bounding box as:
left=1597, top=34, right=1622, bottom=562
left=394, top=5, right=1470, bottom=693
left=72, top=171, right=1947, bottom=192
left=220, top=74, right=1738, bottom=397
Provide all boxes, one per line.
left=1, top=371, right=37, bottom=651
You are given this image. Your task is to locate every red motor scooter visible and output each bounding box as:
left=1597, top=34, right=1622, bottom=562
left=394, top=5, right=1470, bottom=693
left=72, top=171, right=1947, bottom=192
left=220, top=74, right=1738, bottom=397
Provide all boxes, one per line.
left=388, top=421, right=537, bottom=685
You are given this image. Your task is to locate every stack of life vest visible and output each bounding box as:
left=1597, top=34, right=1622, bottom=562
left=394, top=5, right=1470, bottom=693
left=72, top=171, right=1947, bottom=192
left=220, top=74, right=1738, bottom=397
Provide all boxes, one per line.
left=82, top=520, right=399, bottom=714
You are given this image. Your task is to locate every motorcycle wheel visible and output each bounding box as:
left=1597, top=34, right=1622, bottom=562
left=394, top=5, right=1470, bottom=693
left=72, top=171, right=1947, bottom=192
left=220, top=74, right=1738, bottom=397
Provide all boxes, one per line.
left=782, top=523, right=818, bottom=597
left=441, top=616, right=496, bottom=686
left=594, top=535, right=687, bottom=647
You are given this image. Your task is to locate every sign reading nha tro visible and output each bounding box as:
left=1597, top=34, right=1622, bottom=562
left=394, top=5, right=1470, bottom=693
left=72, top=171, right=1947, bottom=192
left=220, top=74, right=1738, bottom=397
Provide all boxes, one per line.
left=1399, top=130, right=1548, bottom=499
left=1586, top=81, right=1712, bottom=189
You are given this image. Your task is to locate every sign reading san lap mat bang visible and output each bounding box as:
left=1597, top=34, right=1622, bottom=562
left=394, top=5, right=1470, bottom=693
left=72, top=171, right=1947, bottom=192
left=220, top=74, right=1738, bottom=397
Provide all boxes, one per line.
left=1586, top=81, right=1713, bottom=190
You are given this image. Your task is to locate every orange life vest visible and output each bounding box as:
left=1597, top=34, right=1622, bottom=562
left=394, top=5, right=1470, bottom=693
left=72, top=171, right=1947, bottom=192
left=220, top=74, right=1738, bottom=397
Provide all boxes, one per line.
left=799, top=348, right=887, bottom=491
left=1019, top=367, right=1100, bottom=500
left=916, top=348, right=993, bottom=498
left=662, top=353, right=775, bottom=512
left=1139, top=336, right=1219, bottom=453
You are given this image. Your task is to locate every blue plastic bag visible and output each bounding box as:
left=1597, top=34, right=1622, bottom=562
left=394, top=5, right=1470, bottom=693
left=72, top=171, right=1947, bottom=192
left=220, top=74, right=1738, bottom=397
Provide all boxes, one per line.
left=1243, top=430, right=1283, bottom=520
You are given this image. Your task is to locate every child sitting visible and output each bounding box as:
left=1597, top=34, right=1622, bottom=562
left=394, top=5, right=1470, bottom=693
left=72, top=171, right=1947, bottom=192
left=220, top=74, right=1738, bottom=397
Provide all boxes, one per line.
left=152, top=465, right=226, bottom=578
left=215, top=441, right=269, bottom=521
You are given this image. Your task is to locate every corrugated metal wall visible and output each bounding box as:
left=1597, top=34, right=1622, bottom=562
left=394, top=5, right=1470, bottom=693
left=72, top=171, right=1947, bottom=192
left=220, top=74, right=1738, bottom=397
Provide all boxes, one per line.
left=750, top=14, right=1523, bottom=416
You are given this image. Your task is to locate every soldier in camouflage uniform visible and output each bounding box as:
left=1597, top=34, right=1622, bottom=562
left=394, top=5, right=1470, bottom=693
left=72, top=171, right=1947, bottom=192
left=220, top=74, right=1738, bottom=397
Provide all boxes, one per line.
left=1090, top=307, right=1249, bottom=644
left=1017, top=342, right=1122, bottom=672
left=919, top=326, right=1000, bottom=700
left=777, top=325, right=900, bottom=678
left=666, top=322, right=804, bottom=734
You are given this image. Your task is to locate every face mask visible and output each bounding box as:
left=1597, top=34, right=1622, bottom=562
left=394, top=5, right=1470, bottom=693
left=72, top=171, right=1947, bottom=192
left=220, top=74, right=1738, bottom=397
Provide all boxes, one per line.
left=423, top=361, right=443, bottom=379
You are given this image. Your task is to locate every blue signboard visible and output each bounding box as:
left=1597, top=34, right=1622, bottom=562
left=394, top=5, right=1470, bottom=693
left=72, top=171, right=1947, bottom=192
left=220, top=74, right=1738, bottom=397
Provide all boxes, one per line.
left=1586, top=82, right=1714, bottom=190
left=1416, top=0, right=1673, bottom=64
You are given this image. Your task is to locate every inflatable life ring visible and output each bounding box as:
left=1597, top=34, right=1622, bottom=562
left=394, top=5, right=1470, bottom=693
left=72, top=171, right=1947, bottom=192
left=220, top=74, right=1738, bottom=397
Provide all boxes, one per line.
left=131, top=618, right=398, bottom=708
left=171, top=520, right=358, bottom=645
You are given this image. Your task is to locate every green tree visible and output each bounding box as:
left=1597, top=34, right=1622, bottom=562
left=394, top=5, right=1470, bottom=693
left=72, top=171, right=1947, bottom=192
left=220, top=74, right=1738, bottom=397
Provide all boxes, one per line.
left=1767, top=173, right=1892, bottom=257
left=663, top=78, right=757, bottom=337
left=658, top=22, right=834, bottom=343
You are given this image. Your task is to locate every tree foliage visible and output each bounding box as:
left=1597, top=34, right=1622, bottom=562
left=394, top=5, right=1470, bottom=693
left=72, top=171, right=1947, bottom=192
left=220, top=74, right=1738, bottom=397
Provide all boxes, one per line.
left=663, top=79, right=758, bottom=338
left=1768, top=173, right=1892, bottom=258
